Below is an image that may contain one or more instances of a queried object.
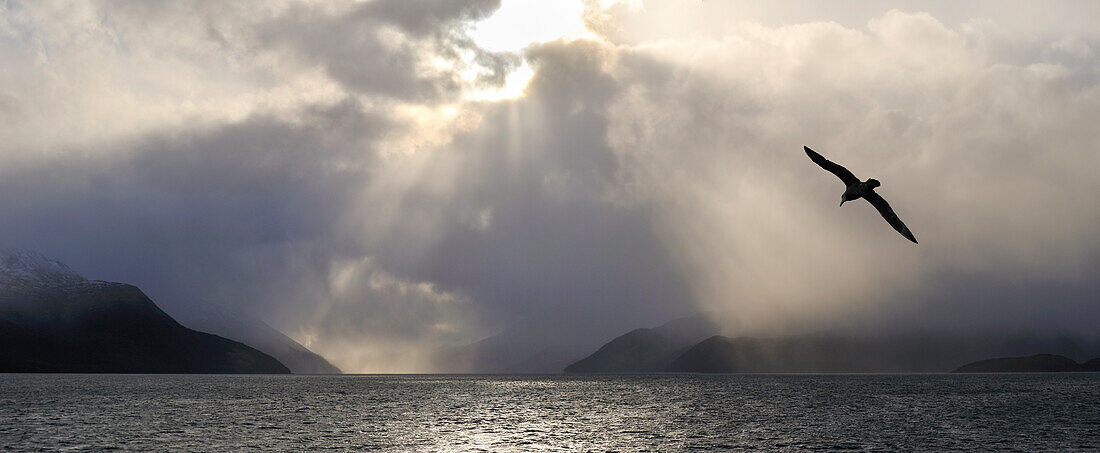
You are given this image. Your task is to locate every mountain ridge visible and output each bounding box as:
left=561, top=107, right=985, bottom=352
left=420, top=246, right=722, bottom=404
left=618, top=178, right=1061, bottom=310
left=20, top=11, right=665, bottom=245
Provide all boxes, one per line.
left=564, top=314, right=719, bottom=373
left=952, top=354, right=1100, bottom=373
left=167, top=300, right=341, bottom=374
left=665, top=334, right=1100, bottom=373
left=566, top=311, right=1100, bottom=374
left=0, top=248, right=290, bottom=374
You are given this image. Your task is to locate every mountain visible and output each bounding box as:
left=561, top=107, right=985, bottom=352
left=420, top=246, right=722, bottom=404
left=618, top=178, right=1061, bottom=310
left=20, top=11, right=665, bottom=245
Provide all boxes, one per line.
left=433, top=312, right=672, bottom=374
left=952, top=354, right=1093, bottom=373
left=1084, top=358, right=1100, bottom=371
left=564, top=315, right=719, bottom=373
left=0, top=248, right=289, bottom=373
left=166, top=301, right=340, bottom=374
left=666, top=335, right=878, bottom=373
left=665, top=334, right=1100, bottom=373
left=0, top=247, right=85, bottom=291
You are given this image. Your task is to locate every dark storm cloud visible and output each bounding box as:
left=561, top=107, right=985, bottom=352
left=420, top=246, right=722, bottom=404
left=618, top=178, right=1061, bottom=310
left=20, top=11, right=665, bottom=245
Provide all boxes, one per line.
left=0, top=98, right=378, bottom=307
left=259, top=0, right=519, bottom=102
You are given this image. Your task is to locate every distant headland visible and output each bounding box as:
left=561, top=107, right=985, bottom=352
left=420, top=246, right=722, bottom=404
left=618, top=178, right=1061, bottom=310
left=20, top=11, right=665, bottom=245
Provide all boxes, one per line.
left=952, top=354, right=1100, bottom=373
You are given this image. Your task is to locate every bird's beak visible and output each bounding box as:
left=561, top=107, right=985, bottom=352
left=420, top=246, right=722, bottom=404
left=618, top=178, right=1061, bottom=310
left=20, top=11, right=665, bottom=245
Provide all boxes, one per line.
left=839, top=200, right=845, bottom=207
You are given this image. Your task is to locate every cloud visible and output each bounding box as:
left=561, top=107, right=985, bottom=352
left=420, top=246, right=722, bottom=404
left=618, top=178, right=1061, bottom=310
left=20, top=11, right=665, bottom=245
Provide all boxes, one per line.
left=352, top=39, right=693, bottom=337
left=298, top=256, right=479, bottom=373
left=0, top=0, right=345, bottom=157
left=258, top=0, right=519, bottom=102
left=2, top=1, right=1099, bottom=372
left=599, top=10, right=1100, bottom=334
left=0, top=2, right=693, bottom=372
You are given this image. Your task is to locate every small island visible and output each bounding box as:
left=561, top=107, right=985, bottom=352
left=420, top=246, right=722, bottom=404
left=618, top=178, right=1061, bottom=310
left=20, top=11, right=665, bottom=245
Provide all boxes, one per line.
left=953, top=354, right=1100, bottom=373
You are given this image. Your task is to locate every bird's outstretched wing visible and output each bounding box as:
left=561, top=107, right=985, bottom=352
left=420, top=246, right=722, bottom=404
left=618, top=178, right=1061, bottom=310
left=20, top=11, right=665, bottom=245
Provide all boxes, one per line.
left=804, top=146, right=858, bottom=186
left=863, top=192, right=917, bottom=243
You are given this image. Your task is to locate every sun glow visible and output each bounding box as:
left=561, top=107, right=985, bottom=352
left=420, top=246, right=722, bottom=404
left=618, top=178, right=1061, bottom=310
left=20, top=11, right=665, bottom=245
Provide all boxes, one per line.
left=471, top=0, right=595, bottom=53
left=465, top=0, right=597, bottom=101
left=466, top=61, right=535, bottom=101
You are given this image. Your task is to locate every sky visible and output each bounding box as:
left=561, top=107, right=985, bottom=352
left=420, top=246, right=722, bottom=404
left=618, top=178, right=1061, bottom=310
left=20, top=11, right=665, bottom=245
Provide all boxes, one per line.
left=2, top=0, right=1099, bottom=372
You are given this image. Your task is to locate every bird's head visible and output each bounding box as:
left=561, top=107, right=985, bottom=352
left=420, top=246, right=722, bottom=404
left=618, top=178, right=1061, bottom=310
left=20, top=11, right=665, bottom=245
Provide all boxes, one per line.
left=866, top=178, right=881, bottom=188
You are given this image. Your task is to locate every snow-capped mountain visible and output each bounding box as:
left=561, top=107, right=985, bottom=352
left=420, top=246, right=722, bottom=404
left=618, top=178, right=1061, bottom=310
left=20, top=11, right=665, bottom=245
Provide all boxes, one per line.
left=0, top=247, right=289, bottom=373
left=0, top=247, right=86, bottom=290
left=1, top=246, right=339, bottom=373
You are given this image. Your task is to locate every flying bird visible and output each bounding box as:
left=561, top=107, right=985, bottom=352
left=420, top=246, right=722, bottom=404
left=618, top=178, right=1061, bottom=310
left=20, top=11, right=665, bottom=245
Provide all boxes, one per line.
left=804, top=146, right=917, bottom=243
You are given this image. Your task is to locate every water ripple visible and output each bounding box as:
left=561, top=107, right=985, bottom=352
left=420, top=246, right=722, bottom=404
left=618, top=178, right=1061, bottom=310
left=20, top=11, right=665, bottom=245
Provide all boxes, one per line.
left=2, top=373, right=1099, bottom=451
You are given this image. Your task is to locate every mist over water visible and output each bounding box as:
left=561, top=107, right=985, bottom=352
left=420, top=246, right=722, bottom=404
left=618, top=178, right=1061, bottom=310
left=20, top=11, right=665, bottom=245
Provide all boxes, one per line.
left=3, top=374, right=1098, bottom=451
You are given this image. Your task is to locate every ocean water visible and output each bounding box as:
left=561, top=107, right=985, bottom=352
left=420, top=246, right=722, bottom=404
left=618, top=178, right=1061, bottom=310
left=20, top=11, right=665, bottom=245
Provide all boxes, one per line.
left=2, top=373, right=1098, bottom=452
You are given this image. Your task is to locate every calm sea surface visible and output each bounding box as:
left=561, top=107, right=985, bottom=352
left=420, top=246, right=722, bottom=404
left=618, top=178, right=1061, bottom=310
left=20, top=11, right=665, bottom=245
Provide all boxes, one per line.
left=2, top=373, right=1098, bottom=451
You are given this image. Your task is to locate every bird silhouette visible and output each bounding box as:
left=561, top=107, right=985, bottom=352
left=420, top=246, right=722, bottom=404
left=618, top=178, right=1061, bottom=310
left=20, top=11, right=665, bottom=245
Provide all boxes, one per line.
left=804, top=146, right=917, bottom=244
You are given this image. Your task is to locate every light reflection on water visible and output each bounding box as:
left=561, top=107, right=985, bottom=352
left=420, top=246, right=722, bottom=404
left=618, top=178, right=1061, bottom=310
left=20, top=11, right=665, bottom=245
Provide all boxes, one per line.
left=2, top=373, right=1098, bottom=451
